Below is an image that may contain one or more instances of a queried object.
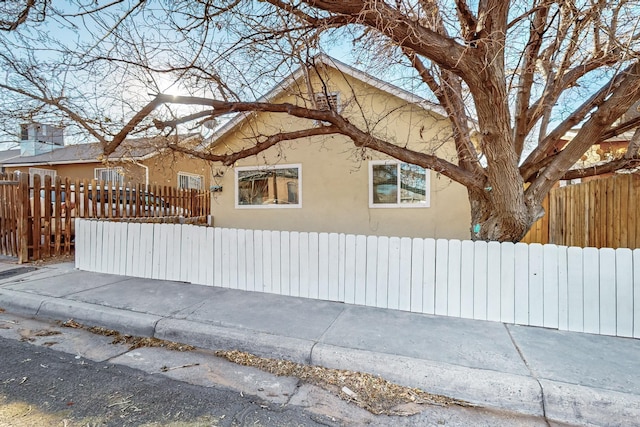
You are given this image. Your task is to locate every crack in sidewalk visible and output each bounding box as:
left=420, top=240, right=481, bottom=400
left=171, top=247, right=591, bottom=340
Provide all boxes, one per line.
left=504, top=323, right=551, bottom=427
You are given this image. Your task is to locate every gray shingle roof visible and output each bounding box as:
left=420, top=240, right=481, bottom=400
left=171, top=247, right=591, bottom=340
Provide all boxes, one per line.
left=3, top=135, right=198, bottom=166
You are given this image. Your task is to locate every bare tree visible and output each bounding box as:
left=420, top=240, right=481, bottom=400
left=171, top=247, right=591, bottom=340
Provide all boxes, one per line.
left=2, top=1, right=640, bottom=241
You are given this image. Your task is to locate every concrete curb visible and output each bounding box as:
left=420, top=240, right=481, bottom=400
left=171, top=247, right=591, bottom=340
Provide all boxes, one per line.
left=540, top=379, right=640, bottom=427
left=311, top=343, right=544, bottom=417
left=0, top=289, right=51, bottom=316
left=36, top=299, right=162, bottom=337
left=154, top=318, right=315, bottom=364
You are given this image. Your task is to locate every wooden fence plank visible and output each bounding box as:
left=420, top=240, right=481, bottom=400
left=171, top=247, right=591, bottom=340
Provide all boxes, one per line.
left=566, top=246, right=584, bottom=332
left=583, top=247, right=600, bottom=334
left=318, top=232, right=329, bottom=299
left=543, top=244, right=559, bottom=329
left=387, top=236, right=401, bottom=310
left=487, top=241, right=501, bottom=322
left=280, top=231, right=290, bottom=295
left=634, top=249, right=640, bottom=339
left=221, top=228, right=232, bottom=288
left=376, top=236, right=390, bottom=309
left=344, top=234, right=357, bottom=304
left=514, top=243, right=529, bottom=325
left=422, top=238, right=436, bottom=315
left=354, top=235, right=367, bottom=306
left=473, top=240, right=488, bottom=320
left=528, top=243, right=544, bottom=327
left=399, top=237, right=412, bottom=312
left=447, top=239, right=462, bottom=317
left=308, top=232, right=320, bottom=299
left=228, top=228, right=239, bottom=289
left=365, top=235, right=378, bottom=307
left=253, top=230, right=264, bottom=292
left=290, top=231, right=300, bottom=297
left=615, top=248, right=633, bottom=337
left=237, top=228, right=247, bottom=291
left=204, top=227, right=215, bottom=287
left=328, top=233, right=340, bottom=301
left=298, top=232, right=309, bottom=298
left=435, top=239, right=449, bottom=316
left=599, top=248, right=617, bottom=336
left=460, top=240, right=475, bottom=319
left=557, top=246, right=569, bottom=331
left=338, top=234, right=346, bottom=302
left=500, top=242, right=515, bottom=324
left=410, top=238, right=424, bottom=313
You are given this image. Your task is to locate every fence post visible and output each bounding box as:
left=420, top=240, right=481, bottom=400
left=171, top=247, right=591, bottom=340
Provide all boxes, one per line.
left=17, top=173, right=30, bottom=263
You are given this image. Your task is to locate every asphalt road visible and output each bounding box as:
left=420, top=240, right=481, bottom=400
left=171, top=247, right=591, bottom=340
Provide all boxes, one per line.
left=0, top=311, right=551, bottom=426
left=0, top=336, right=331, bottom=426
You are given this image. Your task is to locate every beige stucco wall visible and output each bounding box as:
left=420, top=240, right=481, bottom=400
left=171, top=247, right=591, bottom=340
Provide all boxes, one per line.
left=206, top=66, right=471, bottom=239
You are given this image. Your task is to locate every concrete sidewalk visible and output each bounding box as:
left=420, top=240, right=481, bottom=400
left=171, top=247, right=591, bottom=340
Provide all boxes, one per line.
left=0, top=258, right=638, bottom=426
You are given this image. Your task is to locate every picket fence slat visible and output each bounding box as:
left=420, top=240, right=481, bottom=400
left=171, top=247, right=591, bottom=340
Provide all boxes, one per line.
left=388, top=237, right=401, bottom=310
left=344, top=234, right=357, bottom=304
left=583, top=247, right=600, bottom=334
left=376, top=236, right=390, bottom=309
left=422, top=239, right=436, bottom=315
left=328, top=233, right=340, bottom=301
left=365, top=235, right=377, bottom=307
left=447, top=239, right=462, bottom=317
left=487, top=241, right=501, bottom=322
left=75, top=221, right=640, bottom=340
left=634, top=249, right=640, bottom=339
left=354, top=235, right=367, bottom=306
left=473, top=241, right=488, bottom=320
left=529, top=244, right=544, bottom=327
left=543, top=245, right=559, bottom=329
left=399, top=237, right=412, bottom=312
left=514, top=243, right=529, bottom=325
left=435, top=239, right=448, bottom=316
left=308, top=232, right=319, bottom=299
left=290, top=231, right=300, bottom=297
left=460, top=240, right=475, bottom=319
left=599, top=248, right=617, bottom=336
left=299, top=232, right=309, bottom=298
left=410, top=238, right=424, bottom=313
left=616, top=248, right=633, bottom=337
left=500, top=242, right=515, bottom=324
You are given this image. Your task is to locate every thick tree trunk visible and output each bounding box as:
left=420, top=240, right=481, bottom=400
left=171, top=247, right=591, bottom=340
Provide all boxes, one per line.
left=468, top=187, right=544, bottom=242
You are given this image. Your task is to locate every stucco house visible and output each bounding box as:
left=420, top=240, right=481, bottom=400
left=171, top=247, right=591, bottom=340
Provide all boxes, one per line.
left=203, top=55, right=472, bottom=240
left=2, top=134, right=214, bottom=191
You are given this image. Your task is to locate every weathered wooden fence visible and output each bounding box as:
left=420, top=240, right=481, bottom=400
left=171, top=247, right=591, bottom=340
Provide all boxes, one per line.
left=0, top=173, right=19, bottom=258
left=0, top=173, right=211, bottom=262
left=76, top=220, right=640, bottom=339
left=523, top=173, right=640, bottom=248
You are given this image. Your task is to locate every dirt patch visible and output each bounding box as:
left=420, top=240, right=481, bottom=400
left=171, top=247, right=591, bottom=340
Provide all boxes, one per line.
left=59, top=319, right=195, bottom=351
left=28, top=253, right=75, bottom=266
left=216, top=350, right=473, bottom=416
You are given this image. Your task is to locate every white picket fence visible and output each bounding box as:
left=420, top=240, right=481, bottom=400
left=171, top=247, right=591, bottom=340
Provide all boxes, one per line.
left=75, top=219, right=640, bottom=338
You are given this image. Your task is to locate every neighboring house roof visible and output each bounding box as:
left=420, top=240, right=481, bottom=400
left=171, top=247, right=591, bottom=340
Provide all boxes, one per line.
left=3, top=135, right=200, bottom=167
left=0, top=149, right=20, bottom=165
left=207, top=54, right=456, bottom=146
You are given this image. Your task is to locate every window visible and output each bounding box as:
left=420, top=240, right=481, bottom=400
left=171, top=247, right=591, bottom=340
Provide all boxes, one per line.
left=235, top=164, right=301, bottom=208
left=94, top=167, right=124, bottom=184
left=28, top=167, right=56, bottom=185
left=369, top=161, right=429, bottom=208
left=315, top=92, right=340, bottom=111
left=178, top=172, right=203, bottom=190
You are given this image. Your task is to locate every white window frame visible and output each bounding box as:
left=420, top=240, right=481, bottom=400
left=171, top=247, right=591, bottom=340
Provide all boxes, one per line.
left=235, top=164, right=302, bottom=209
left=94, top=167, right=124, bottom=184
left=178, top=171, right=204, bottom=190
left=369, top=160, right=430, bottom=208
left=28, top=167, right=56, bottom=184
